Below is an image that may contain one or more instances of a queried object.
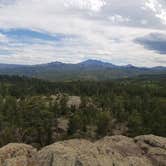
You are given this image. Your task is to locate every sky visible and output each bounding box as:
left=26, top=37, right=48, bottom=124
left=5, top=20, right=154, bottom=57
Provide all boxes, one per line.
left=0, top=0, right=166, bottom=66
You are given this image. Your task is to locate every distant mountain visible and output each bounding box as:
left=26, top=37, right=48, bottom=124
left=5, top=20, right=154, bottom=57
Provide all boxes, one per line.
left=0, top=60, right=165, bottom=81
left=78, top=59, right=116, bottom=68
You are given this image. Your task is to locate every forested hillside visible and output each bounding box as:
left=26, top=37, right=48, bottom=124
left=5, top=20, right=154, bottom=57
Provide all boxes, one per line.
left=0, top=75, right=165, bottom=148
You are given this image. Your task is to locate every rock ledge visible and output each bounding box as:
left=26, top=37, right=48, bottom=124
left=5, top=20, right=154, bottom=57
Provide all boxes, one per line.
left=0, top=135, right=165, bottom=166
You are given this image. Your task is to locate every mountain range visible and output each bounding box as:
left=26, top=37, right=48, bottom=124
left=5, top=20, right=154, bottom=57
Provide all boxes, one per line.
left=0, top=59, right=165, bottom=81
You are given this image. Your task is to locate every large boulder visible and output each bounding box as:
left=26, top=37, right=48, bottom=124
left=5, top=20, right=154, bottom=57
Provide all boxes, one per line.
left=0, top=143, right=38, bottom=166
left=95, top=135, right=152, bottom=166
left=67, top=96, right=81, bottom=108
left=135, top=135, right=166, bottom=166
left=38, top=139, right=97, bottom=166
left=38, top=135, right=155, bottom=166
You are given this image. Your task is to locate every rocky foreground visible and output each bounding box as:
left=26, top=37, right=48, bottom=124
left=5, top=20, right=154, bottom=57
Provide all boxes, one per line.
left=0, top=135, right=165, bottom=166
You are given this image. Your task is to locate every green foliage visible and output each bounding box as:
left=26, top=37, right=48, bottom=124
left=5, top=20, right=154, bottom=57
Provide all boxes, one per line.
left=96, top=112, right=112, bottom=137
left=68, top=113, right=85, bottom=135
left=0, top=74, right=165, bottom=148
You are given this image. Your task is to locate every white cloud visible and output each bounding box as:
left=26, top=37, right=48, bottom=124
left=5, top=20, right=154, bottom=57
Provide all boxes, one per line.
left=141, top=20, right=148, bottom=25
left=145, top=0, right=159, bottom=12
left=0, top=0, right=165, bottom=66
left=64, top=0, right=106, bottom=11
left=108, top=15, right=130, bottom=24
left=145, top=0, right=166, bottom=24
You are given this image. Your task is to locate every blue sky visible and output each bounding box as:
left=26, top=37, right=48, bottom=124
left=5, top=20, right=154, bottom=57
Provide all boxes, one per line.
left=0, top=29, right=62, bottom=41
left=0, top=0, right=166, bottom=66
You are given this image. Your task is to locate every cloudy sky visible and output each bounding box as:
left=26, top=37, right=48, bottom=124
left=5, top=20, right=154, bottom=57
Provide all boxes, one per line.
left=0, top=0, right=166, bottom=66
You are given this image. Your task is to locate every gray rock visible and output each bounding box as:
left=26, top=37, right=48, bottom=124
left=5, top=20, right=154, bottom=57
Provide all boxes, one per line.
left=0, top=135, right=166, bottom=166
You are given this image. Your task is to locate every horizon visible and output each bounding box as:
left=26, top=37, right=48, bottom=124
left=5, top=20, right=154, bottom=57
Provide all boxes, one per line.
left=0, top=0, right=166, bottom=67
left=0, top=59, right=165, bottom=68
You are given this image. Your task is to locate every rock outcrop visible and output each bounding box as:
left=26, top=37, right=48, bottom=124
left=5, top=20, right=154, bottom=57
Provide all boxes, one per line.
left=67, top=96, right=81, bottom=108
left=0, top=143, right=38, bottom=166
left=0, top=135, right=165, bottom=166
left=135, top=135, right=166, bottom=166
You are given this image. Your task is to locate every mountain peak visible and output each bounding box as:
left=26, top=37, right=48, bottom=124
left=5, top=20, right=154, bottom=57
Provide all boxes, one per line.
left=80, top=59, right=104, bottom=64
left=48, top=61, right=64, bottom=65
left=79, top=59, right=116, bottom=67
left=125, top=64, right=135, bottom=68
